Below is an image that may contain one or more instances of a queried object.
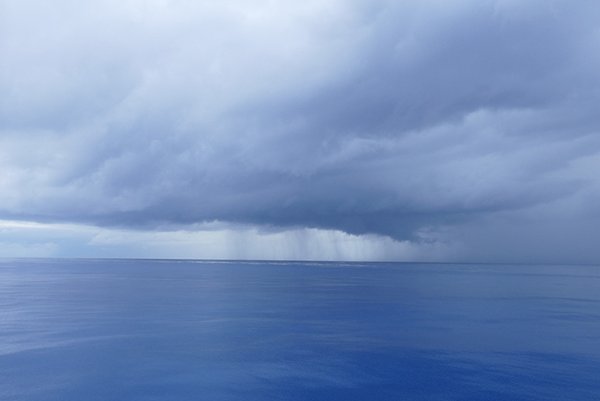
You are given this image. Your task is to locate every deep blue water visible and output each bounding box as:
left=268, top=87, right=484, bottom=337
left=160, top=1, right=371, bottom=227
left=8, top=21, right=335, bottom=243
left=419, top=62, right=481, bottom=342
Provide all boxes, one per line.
left=1, top=259, right=600, bottom=401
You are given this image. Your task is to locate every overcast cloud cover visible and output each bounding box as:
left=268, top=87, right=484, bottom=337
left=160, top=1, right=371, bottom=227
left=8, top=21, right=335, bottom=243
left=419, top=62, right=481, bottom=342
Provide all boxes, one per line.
left=2, top=0, right=600, bottom=262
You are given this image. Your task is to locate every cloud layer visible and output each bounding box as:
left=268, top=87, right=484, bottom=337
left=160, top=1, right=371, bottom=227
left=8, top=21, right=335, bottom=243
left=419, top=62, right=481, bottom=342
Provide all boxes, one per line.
left=2, top=0, right=600, bottom=261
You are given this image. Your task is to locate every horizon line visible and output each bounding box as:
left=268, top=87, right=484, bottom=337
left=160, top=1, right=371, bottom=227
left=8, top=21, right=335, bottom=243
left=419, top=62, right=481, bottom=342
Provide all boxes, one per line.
left=1, top=256, right=599, bottom=267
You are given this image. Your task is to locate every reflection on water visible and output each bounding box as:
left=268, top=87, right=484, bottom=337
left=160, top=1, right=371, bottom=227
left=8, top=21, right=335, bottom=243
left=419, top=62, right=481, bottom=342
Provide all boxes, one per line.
left=1, top=259, right=599, bottom=400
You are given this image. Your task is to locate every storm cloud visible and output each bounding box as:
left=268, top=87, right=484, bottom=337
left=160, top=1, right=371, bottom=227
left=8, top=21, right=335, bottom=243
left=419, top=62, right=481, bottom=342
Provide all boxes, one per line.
left=2, top=0, right=600, bottom=262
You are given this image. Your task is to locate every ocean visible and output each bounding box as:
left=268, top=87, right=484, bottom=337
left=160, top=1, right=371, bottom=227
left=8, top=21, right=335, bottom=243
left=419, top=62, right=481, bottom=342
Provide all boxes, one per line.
left=1, top=259, right=599, bottom=400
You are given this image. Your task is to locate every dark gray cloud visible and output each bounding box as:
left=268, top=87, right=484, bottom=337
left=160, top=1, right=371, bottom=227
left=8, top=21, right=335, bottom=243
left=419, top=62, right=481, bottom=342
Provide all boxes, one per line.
left=2, top=0, right=600, bottom=261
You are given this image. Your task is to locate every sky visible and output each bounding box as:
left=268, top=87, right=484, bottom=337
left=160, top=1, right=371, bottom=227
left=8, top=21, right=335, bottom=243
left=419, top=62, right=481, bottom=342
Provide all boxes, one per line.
left=1, top=0, right=600, bottom=262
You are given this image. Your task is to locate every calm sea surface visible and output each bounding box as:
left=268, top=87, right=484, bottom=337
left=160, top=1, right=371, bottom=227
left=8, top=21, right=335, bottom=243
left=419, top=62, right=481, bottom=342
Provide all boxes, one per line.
left=1, top=259, right=600, bottom=400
